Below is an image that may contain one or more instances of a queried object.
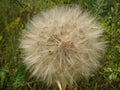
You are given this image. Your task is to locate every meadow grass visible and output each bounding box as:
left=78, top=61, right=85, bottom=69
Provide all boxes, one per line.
left=0, top=0, right=120, bottom=90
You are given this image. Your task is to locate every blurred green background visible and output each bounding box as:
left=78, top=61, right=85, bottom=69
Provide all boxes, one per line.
left=0, top=0, right=120, bottom=90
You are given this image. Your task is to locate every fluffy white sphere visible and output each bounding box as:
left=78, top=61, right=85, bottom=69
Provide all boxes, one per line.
left=20, top=6, right=105, bottom=86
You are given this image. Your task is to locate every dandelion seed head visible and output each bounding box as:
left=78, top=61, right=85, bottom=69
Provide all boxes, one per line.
left=20, top=6, right=105, bottom=85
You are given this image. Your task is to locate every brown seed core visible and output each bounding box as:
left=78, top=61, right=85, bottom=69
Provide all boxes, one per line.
left=61, top=41, right=71, bottom=49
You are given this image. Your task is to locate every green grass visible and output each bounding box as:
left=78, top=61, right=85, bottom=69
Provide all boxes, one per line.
left=0, top=0, right=120, bottom=90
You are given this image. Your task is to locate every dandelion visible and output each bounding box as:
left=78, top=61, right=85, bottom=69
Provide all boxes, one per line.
left=20, top=6, right=105, bottom=90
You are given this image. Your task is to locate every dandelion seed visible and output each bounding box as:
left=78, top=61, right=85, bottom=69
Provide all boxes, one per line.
left=20, top=6, right=106, bottom=90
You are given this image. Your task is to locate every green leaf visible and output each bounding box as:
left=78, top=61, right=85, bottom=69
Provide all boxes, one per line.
left=115, top=45, right=120, bottom=53
left=104, top=67, right=112, bottom=72
left=73, top=87, right=78, bottom=90
left=108, top=73, right=117, bottom=81
left=0, top=35, right=2, bottom=40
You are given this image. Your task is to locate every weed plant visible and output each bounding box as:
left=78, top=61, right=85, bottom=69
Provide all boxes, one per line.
left=0, top=0, right=120, bottom=90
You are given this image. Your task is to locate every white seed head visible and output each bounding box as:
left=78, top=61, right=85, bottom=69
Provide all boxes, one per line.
left=20, top=6, right=105, bottom=85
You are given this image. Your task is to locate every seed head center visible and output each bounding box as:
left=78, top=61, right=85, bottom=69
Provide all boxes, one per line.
left=60, top=41, right=71, bottom=49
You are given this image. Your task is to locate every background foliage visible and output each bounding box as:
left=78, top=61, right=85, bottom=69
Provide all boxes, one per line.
left=0, top=0, right=120, bottom=90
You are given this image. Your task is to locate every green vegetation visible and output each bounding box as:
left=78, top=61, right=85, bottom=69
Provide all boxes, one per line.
left=0, top=0, right=120, bottom=90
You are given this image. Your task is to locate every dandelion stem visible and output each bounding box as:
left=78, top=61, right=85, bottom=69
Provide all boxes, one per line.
left=61, top=81, right=67, bottom=90
left=56, top=80, right=67, bottom=90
